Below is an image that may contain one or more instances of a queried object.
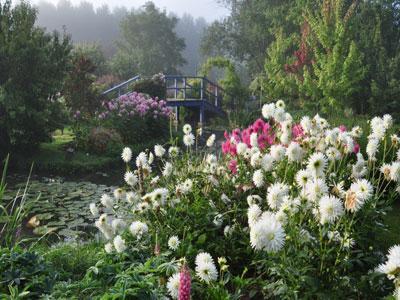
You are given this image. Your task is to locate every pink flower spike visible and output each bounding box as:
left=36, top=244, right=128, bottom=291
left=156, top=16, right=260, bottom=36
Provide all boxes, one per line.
left=179, top=264, right=191, bottom=300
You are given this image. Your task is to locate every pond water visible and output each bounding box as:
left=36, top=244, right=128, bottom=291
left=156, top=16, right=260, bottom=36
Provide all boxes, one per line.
left=4, top=173, right=120, bottom=240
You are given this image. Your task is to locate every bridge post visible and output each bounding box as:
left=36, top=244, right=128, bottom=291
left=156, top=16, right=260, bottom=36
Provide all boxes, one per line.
left=175, top=106, right=180, bottom=123
left=183, top=77, right=186, bottom=100
left=215, top=86, right=218, bottom=106
left=199, top=104, right=205, bottom=126
left=200, top=78, right=204, bottom=100
left=174, top=78, right=178, bottom=99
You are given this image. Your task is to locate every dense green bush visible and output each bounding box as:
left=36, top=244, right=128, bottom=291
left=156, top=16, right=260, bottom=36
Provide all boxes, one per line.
left=0, top=0, right=72, bottom=155
left=131, top=74, right=166, bottom=99
left=87, top=127, right=123, bottom=156
left=0, top=247, right=55, bottom=297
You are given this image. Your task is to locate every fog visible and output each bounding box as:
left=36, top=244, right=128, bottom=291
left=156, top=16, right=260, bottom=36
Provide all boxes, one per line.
left=34, top=0, right=212, bottom=74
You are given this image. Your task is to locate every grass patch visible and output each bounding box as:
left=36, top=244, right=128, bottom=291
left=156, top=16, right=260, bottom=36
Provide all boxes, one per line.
left=40, top=241, right=102, bottom=282
left=12, top=128, right=166, bottom=176
left=13, top=127, right=118, bottom=175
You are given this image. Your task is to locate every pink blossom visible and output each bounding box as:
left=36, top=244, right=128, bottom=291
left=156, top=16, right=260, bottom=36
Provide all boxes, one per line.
left=353, top=143, right=360, bottom=153
left=229, top=159, right=238, bottom=174
left=292, top=124, right=304, bottom=139
left=339, top=125, right=347, bottom=132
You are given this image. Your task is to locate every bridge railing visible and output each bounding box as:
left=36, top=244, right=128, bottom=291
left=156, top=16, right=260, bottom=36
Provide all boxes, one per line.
left=101, top=75, right=141, bottom=97
left=164, top=75, right=225, bottom=109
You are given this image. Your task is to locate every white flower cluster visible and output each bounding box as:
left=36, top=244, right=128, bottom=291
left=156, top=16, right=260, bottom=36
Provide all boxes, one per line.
left=195, top=252, right=218, bottom=283
left=90, top=103, right=400, bottom=296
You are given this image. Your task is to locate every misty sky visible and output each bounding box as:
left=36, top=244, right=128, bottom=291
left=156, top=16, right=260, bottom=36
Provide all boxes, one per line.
left=28, top=0, right=229, bottom=21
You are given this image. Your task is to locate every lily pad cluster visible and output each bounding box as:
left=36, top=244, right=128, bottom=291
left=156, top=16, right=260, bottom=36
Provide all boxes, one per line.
left=5, top=179, right=115, bottom=239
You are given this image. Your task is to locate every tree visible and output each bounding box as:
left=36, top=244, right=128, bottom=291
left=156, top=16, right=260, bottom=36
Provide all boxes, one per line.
left=300, top=0, right=366, bottom=112
left=201, top=0, right=314, bottom=77
left=63, top=52, right=99, bottom=118
left=110, top=2, right=186, bottom=78
left=262, top=0, right=400, bottom=116
left=73, top=43, right=108, bottom=76
left=350, top=0, right=400, bottom=115
left=0, top=0, right=72, bottom=156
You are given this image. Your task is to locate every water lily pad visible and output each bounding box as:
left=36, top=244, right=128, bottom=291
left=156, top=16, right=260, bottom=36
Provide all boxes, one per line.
left=36, top=213, right=54, bottom=220
left=58, top=228, right=85, bottom=237
left=33, top=226, right=58, bottom=235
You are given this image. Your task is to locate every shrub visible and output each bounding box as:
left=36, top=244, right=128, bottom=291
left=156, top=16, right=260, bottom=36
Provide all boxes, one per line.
left=87, top=127, right=123, bottom=156
left=96, top=92, right=172, bottom=145
left=89, top=100, right=399, bottom=298
left=131, top=74, right=166, bottom=99
left=0, top=247, right=55, bottom=297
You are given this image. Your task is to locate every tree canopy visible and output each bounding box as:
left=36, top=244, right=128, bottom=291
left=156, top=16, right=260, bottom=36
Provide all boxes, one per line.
left=203, top=0, right=400, bottom=116
left=0, top=0, right=72, bottom=155
left=110, top=2, right=186, bottom=78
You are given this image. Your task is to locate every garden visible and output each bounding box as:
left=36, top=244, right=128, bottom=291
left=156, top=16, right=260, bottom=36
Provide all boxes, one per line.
left=1, top=0, right=400, bottom=299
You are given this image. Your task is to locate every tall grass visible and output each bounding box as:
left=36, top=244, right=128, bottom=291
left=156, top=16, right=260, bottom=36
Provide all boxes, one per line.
left=0, top=155, right=38, bottom=248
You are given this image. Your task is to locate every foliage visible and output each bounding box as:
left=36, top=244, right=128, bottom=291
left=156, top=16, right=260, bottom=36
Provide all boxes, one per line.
left=42, top=241, right=102, bottom=282
left=205, top=0, right=400, bottom=117
left=63, top=50, right=101, bottom=118
left=13, top=131, right=118, bottom=175
left=96, top=92, right=172, bottom=145
left=0, top=0, right=72, bottom=154
left=131, top=74, right=166, bottom=99
left=351, top=0, right=400, bottom=116
left=87, top=127, right=123, bottom=156
left=263, top=0, right=400, bottom=116
left=201, top=0, right=310, bottom=76
left=0, top=247, right=55, bottom=298
left=0, top=156, right=37, bottom=248
left=200, top=56, right=249, bottom=125
left=73, top=43, right=108, bottom=76
left=110, top=2, right=186, bottom=78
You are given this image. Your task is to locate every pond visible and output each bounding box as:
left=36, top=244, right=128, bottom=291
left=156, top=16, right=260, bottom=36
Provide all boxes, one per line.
left=4, top=173, right=120, bottom=240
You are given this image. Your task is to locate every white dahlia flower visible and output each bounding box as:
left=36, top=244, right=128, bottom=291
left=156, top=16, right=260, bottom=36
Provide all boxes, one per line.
left=250, top=212, right=285, bottom=253
left=129, top=221, right=148, bottom=238
left=262, top=103, right=275, bottom=119
left=121, top=147, right=132, bottom=163
left=195, top=252, right=218, bottom=283
left=183, top=133, right=195, bottom=147
left=307, top=152, right=327, bottom=178
left=183, top=124, right=192, bottom=134
left=113, top=235, right=127, bottom=253
left=253, top=169, right=264, bottom=188
left=124, top=171, right=138, bottom=186
left=206, top=134, right=216, bottom=147
left=318, top=195, right=344, bottom=224
left=167, top=273, right=180, bottom=299
left=154, top=144, right=166, bottom=157
left=168, top=236, right=180, bottom=251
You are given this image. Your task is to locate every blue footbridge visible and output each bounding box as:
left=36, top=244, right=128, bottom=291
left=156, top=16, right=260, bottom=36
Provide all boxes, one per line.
left=101, top=75, right=228, bottom=124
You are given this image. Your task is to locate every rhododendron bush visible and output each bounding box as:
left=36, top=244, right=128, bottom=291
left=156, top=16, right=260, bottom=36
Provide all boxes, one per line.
left=89, top=101, right=400, bottom=298
left=95, top=92, right=172, bottom=145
